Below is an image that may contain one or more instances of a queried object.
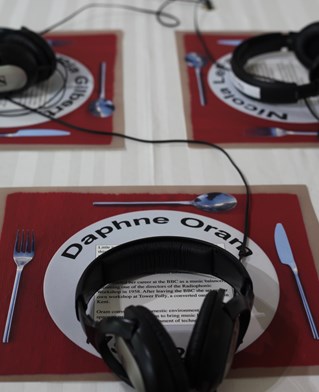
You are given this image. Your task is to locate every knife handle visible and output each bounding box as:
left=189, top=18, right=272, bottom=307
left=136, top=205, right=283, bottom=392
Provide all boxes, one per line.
left=293, top=271, right=319, bottom=339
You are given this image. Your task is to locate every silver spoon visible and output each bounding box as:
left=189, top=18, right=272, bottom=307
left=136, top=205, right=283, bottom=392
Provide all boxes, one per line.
left=89, top=61, right=115, bottom=117
left=185, top=52, right=207, bottom=106
left=92, top=192, right=237, bottom=212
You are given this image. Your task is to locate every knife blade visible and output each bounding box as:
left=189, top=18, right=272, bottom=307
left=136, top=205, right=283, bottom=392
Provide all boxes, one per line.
left=217, top=39, right=243, bottom=46
left=274, top=223, right=297, bottom=269
left=0, top=129, right=70, bottom=137
left=274, top=223, right=319, bottom=339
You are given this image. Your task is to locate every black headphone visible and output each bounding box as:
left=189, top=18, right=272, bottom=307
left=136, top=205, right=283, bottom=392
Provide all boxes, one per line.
left=75, top=236, right=254, bottom=392
left=0, top=27, right=56, bottom=95
left=230, top=22, right=319, bottom=103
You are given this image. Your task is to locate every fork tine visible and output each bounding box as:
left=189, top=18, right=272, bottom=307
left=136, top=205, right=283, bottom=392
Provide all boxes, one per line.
left=14, top=230, right=35, bottom=254
left=14, top=230, right=20, bottom=253
left=30, top=231, right=35, bottom=253
left=25, top=230, right=30, bottom=253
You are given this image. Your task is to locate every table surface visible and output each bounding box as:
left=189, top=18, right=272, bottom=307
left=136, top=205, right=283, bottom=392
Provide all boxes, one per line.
left=0, top=1, right=319, bottom=391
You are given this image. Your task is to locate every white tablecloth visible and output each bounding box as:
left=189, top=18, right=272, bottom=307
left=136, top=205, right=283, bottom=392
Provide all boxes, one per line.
left=0, top=0, right=318, bottom=391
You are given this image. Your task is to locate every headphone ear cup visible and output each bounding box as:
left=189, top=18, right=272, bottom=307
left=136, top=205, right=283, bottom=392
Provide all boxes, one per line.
left=294, top=22, right=319, bottom=68
left=309, top=56, right=319, bottom=81
left=185, top=289, right=236, bottom=392
left=0, top=42, right=38, bottom=90
left=122, top=306, right=189, bottom=392
left=19, top=27, right=57, bottom=82
left=0, top=27, right=56, bottom=94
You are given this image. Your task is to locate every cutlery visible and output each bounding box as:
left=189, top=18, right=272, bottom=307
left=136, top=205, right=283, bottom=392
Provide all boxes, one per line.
left=89, top=61, right=115, bottom=117
left=93, top=192, right=237, bottom=212
left=185, top=52, right=207, bottom=106
left=46, top=39, right=72, bottom=47
left=248, top=127, right=319, bottom=138
left=3, top=230, right=35, bottom=343
left=0, top=129, right=70, bottom=138
left=274, top=223, right=319, bottom=339
left=217, top=39, right=243, bottom=46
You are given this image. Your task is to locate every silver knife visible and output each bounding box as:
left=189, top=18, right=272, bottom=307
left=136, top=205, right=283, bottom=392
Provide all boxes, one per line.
left=217, top=39, right=243, bottom=46
left=274, top=223, right=319, bottom=339
left=0, top=129, right=70, bottom=137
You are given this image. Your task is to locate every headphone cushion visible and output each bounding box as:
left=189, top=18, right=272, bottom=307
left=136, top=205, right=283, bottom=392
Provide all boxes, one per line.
left=0, top=42, right=38, bottom=86
left=0, top=27, right=56, bottom=93
left=294, top=22, right=319, bottom=68
left=185, top=289, right=234, bottom=391
left=19, top=27, right=56, bottom=81
left=124, top=306, right=189, bottom=392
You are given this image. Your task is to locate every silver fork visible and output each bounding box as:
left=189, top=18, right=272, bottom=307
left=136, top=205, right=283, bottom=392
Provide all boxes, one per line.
left=248, top=127, right=319, bottom=137
left=2, top=230, right=35, bottom=343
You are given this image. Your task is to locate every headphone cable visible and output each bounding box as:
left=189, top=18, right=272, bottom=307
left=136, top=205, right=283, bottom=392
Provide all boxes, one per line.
left=38, top=0, right=213, bottom=35
left=6, top=0, right=252, bottom=260
left=5, top=95, right=251, bottom=261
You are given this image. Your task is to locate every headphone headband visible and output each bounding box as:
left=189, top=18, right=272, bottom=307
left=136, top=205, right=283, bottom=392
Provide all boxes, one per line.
left=75, top=236, right=254, bottom=390
left=76, top=236, right=253, bottom=319
left=230, top=23, right=319, bottom=103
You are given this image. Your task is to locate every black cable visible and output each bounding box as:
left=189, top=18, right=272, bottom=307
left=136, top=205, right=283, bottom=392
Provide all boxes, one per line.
left=5, top=96, right=251, bottom=261
left=38, top=1, right=199, bottom=35
left=38, top=1, right=216, bottom=34
left=193, top=0, right=230, bottom=71
left=193, top=0, right=216, bottom=64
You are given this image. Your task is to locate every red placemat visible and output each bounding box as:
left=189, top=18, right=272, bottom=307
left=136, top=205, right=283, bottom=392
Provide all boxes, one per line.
left=0, top=32, right=124, bottom=148
left=0, top=186, right=318, bottom=378
left=177, top=32, right=319, bottom=147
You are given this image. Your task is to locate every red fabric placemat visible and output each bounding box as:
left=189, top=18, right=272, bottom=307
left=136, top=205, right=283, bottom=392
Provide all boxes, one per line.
left=178, top=32, right=319, bottom=147
left=0, top=32, right=123, bottom=147
left=0, top=190, right=318, bottom=377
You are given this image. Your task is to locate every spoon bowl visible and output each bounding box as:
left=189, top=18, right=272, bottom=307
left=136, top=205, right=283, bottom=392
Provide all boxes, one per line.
left=93, top=192, right=237, bottom=213
left=185, top=52, right=206, bottom=69
left=89, top=98, right=115, bottom=118
left=192, top=192, right=237, bottom=212
left=89, top=61, right=115, bottom=118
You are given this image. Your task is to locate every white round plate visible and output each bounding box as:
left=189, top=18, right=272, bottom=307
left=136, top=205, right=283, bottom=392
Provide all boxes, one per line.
left=44, top=210, right=279, bottom=357
left=208, top=52, right=318, bottom=124
left=0, top=54, right=94, bottom=128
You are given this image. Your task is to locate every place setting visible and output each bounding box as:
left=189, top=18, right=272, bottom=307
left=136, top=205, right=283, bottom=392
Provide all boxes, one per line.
left=0, top=184, right=318, bottom=380
left=0, top=31, right=124, bottom=148
left=176, top=27, right=319, bottom=148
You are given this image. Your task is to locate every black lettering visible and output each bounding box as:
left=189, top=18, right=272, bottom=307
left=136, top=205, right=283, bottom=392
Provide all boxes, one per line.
left=61, top=243, right=82, bottom=259
left=44, top=106, right=63, bottom=117
left=75, top=75, right=89, bottom=85
left=69, top=93, right=84, bottom=100
left=181, top=217, right=204, bottom=228
left=245, top=103, right=258, bottom=111
left=112, top=220, right=132, bottom=230
left=215, top=230, right=231, bottom=240
left=82, top=234, right=98, bottom=245
left=95, top=226, right=113, bottom=238
left=232, top=97, right=244, bottom=105
left=133, top=217, right=151, bottom=225
left=229, top=238, right=253, bottom=255
left=266, top=111, right=288, bottom=120
left=213, top=68, right=226, bottom=84
left=61, top=100, right=73, bottom=108
left=204, top=224, right=218, bottom=233
left=153, top=217, right=169, bottom=224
